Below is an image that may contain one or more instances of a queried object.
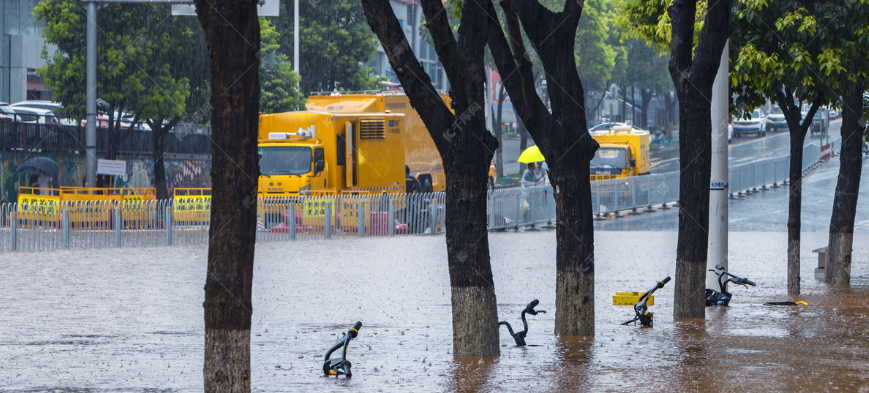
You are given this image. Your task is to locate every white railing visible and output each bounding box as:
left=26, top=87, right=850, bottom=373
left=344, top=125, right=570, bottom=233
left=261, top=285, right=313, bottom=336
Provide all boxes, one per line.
left=0, top=140, right=841, bottom=252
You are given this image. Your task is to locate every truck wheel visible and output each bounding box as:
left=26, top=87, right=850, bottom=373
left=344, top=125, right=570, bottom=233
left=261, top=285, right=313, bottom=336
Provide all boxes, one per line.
left=422, top=178, right=433, bottom=194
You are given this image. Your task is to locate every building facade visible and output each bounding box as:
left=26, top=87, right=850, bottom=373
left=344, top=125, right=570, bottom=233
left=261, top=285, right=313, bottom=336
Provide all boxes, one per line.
left=366, top=0, right=449, bottom=92
left=1, top=0, right=55, bottom=103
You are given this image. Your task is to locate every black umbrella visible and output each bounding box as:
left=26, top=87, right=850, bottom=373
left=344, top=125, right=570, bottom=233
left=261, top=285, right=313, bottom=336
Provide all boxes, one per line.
left=17, top=157, right=60, bottom=177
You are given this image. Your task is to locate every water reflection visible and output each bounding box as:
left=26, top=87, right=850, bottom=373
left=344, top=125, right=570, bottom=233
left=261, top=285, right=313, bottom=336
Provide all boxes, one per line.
left=450, top=356, right=496, bottom=393
left=552, top=336, right=593, bottom=392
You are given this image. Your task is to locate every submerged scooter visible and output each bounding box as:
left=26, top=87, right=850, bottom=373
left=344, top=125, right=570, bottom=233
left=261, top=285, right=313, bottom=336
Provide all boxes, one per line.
left=322, top=321, right=362, bottom=378
left=622, top=276, right=671, bottom=327
left=499, top=299, right=546, bottom=346
left=705, top=265, right=756, bottom=306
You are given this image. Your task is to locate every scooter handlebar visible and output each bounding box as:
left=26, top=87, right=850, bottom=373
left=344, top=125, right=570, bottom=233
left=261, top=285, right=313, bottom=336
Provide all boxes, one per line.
left=658, top=276, right=671, bottom=287
left=741, top=278, right=756, bottom=286
left=349, top=321, right=362, bottom=338
left=524, top=299, right=545, bottom=315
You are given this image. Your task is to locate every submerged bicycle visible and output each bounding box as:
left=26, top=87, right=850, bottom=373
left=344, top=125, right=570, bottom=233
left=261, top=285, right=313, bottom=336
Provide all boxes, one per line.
left=622, top=276, right=670, bottom=327
left=322, top=321, right=362, bottom=378
left=705, top=265, right=755, bottom=307
left=499, top=299, right=546, bottom=346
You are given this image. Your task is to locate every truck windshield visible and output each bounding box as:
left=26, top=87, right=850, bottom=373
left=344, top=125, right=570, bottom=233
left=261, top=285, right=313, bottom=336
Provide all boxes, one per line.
left=259, top=146, right=312, bottom=176
left=590, top=148, right=627, bottom=169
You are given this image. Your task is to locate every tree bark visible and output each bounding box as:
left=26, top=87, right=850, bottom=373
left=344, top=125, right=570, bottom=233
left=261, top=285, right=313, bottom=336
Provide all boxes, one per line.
left=518, top=121, right=528, bottom=151
left=361, top=0, right=500, bottom=356
left=778, top=91, right=822, bottom=295
left=486, top=0, right=597, bottom=336
left=826, top=85, right=864, bottom=285
left=149, top=116, right=181, bottom=200
left=193, top=0, right=261, bottom=391
left=667, top=0, right=732, bottom=319
left=640, top=89, right=653, bottom=129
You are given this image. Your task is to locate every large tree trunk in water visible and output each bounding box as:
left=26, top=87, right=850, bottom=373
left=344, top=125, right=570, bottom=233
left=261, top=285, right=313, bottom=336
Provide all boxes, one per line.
left=485, top=0, right=597, bottom=335
left=552, top=166, right=595, bottom=335
left=780, top=93, right=822, bottom=295
left=194, top=0, right=261, bottom=391
left=361, top=0, right=499, bottom=356
left=672, top=96, right=712, bottom=319
left=826, top=86, right=864, bottom=285
left=667, top=0, right=731, bottom=319
left=446, top=163, right=499, bottom=355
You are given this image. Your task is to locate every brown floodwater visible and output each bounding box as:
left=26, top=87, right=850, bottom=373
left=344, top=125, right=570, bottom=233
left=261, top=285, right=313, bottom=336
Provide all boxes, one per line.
left=2, top=230, right=869, bottom=392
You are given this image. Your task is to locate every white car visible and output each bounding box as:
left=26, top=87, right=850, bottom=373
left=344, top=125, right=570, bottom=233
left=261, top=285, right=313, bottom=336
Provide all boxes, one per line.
left=9, top=107, right=59, bottom=125
left=732, top=109, right=768, bottom=138
left=0, top=105, right=15, bottom=122
left=765, top=106, right=787, bottom=132
left=11, top=101, right=77, bottom=126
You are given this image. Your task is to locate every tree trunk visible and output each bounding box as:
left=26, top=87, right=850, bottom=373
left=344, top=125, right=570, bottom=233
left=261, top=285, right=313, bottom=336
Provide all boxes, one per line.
left=361, top=0, right=500, bottom=356
left=780, top=92, right=822, bottom=295
left=518, top=121, right=528, bottom=151
left=672, top=95, right=712, bottom=319
left=552, top=166, right=595, bottom=335
left=446, top=163, right=499, bottom=356
left=826, top=86, right=864, bottom=285
left=667, top=0, right=732, bottom=319
left=194, top=0, right=261, bottom=391
left=486, top=0, right=597, bottom=336
left=640, top=89, right=653, bottom=129
left=151, top=117, right=169, bottom=200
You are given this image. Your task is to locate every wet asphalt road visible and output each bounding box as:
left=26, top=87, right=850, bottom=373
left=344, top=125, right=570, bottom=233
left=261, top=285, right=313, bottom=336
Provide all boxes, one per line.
left=651, top=119, right=843, bottom=174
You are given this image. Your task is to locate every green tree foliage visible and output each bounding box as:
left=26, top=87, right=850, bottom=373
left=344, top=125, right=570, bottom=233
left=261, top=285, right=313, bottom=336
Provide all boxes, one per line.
left=730, top=3, right=839, bottom=113
left=614, top=0, right=707, bottom=52
left=259, top=18, right=304, bottom=113
left=729, top=0, right=843, bottom=295
left=35, top=1, right=192, bottom=160
left=274, top=0, right=382, bottom=94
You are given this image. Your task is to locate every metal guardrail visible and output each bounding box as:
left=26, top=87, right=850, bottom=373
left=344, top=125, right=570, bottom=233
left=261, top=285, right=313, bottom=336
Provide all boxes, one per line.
left=0, top=139, right=841, bottom=252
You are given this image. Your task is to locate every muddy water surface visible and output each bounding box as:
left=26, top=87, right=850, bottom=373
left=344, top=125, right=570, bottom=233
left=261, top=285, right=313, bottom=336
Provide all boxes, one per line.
left=2, top=231, right=869, bottom=392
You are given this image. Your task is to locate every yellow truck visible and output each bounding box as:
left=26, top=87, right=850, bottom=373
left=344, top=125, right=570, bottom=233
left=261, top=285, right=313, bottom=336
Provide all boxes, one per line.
left=305, top=92, right=447, bottom=193
left=258, top=110, right=407, bottom=196
left=589, top=125, right=651, bottom=181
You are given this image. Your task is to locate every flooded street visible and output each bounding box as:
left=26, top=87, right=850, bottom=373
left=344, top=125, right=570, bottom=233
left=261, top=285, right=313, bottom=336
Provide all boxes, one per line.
left=3, top=229, right=869, bottom=392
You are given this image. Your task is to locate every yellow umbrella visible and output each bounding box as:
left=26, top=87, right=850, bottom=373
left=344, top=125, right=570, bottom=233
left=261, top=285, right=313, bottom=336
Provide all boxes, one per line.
left=517, top=145, right=545, bottom=163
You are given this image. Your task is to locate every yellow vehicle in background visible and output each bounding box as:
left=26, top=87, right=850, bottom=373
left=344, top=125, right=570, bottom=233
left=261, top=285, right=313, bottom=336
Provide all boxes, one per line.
left=258, top=110, right=407, bottom=196
left=588, top=123, right=651, bottom=181
left=305, top=92, right=448, bottom=193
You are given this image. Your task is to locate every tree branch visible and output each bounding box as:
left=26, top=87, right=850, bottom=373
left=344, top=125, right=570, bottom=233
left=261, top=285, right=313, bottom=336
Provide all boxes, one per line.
left=359, top=0, right=453, bottom=154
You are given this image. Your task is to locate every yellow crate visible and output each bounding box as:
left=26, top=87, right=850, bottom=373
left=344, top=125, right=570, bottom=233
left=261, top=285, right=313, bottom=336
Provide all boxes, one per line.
left=613, top=292, right=654, bottom=306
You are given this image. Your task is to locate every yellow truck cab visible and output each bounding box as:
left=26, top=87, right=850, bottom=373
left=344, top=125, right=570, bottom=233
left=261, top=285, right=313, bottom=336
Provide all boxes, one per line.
left=258, top=111, right=406, bottom=196
left=305, top=92, right=448, bottom=193
left=589, top=125, right=651, bottom=181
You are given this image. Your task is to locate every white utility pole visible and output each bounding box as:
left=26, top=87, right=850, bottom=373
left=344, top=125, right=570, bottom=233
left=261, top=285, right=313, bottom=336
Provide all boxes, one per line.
left=294, top=0, right=299, bottom=76
left=708, top=40, right=730, bottom=289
